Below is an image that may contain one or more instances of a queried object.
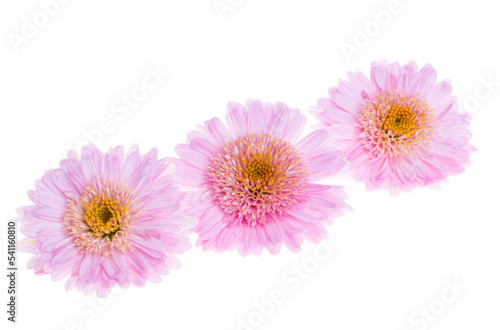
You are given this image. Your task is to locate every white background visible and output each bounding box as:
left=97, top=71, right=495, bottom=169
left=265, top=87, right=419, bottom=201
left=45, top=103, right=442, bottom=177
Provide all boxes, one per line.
left=1, top=0, right=499, bottom=329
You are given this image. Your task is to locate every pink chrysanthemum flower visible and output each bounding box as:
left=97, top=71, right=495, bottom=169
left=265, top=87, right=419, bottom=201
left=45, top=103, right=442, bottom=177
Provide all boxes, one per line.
left=313, top=60, right=475, bottom=195
left=174, top=99, right=349, bottom=256
left=18, top=145, right=193, bottom=297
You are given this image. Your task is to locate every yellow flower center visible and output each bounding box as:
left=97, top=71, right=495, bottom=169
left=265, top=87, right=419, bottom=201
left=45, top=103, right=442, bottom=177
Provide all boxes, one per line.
left=64, top=178, right=136, bottom=256
left=357, top=90, right=436, bottom=157
left=243, top=153, right=277, bottom=189
left=84, top=195, right=128, bottom=239
left=382, top=104, right=417, bottom=137
left=207, top=133, right=308, bottom=225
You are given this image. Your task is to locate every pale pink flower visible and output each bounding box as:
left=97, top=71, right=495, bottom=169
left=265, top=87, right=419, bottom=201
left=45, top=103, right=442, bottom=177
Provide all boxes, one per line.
left=18, top=145, right=193, bottom=297
left=174, top=99, right=349, bottom=256
left=314, top=60, right=475, bottom=195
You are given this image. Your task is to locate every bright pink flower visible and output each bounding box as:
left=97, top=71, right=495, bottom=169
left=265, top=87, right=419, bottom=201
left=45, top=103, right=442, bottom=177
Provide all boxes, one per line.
left=174, top=99, right=349, bottom=256
left=18, top=145, right=193, bottom=297
left=313, top=60, right=475, bottom=195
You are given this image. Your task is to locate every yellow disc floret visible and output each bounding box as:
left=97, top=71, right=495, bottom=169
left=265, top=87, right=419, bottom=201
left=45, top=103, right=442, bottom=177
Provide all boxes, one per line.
left=63, top=178, right=136, bottom=256
left=242, top=153, right=279, bottom=191
left=84, top=195, right=128, bottom=238
left=207, top=133, right=308, bottom=226
left=357, top=90, right=436, bottom=157
left=382, top=104, right=417, bottom=137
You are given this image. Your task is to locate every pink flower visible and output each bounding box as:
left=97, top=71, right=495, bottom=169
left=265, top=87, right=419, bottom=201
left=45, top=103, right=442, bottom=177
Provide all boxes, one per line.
left=18, top=145, right=193, bottom=297
left=174, top=99, right=349, bottom=256
left=313, top=60, right=475, bottom=195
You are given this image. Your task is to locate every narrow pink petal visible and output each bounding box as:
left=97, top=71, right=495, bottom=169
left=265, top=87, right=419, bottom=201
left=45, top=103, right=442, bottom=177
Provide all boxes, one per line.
left=409, top=64, right=436, bottom=95
left=347, top=71, right=372, bottom=95
left=281, top=112, right=306, bottom=143
left=306, top=151, right=345, bottom=181
left=175, top=144, right=210, bottom=169
left=196, top=205, right=225, bottom=236
left=174, top=161, right=206, bottom=187
left=206, top=117, right=230, bottom=145
left=425, top=80, right=453, bottom=106
left=247, top=100, right=266, bottom=134
left=283, top=233, right=303, bottom=253
left=240, top=226, right=257, bottom=255
left=121, top=145, right=141, bottom=179
left=371, top=62, right=388, bottom=91
left=264, top=221, right=285, bottom=244
left=296, top=130, right=329, bottom=156
left=189, top=138, right=217, bottom=158
left=226, top=101, right=248, bottom=138
left=112, top=252, right=127, bottom=273
left=79, top=254, right=93, bottom=281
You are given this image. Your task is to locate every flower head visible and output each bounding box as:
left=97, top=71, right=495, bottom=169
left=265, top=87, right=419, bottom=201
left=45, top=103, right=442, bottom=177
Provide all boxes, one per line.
left=175, top=99, right=349, bottom=256
left=18, top=145, right=193, bottom=297
left=314, top=60, right=475, bottom=195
